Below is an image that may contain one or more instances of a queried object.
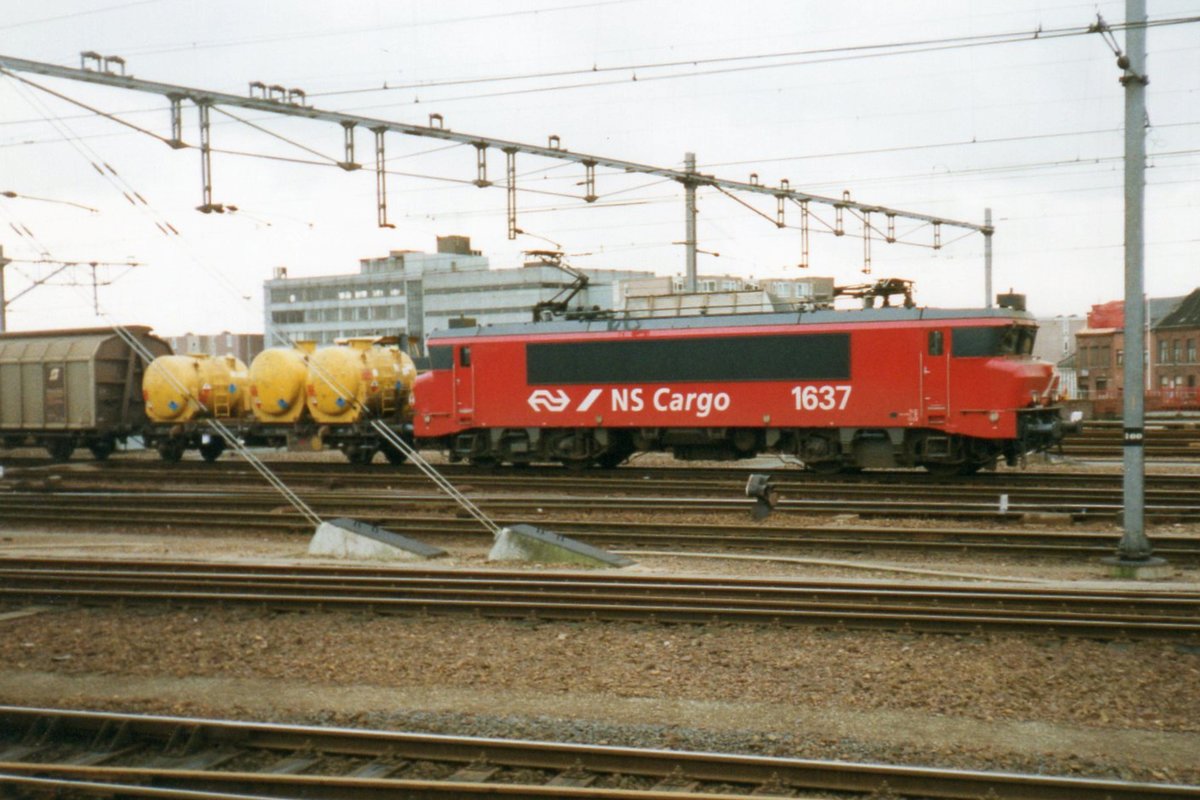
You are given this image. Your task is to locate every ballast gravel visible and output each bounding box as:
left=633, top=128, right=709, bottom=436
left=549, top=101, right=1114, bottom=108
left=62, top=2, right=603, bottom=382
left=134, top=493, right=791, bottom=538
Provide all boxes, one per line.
left=1, top=606, right=1198, bottom=784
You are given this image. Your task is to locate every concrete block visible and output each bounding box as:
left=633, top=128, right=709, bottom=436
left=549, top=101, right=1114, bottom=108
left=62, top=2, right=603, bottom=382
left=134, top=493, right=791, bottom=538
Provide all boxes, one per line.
left=488, top=524, right=634, bottom=568
left=309, top=517, right=446, bottom=561
left=1100, top=555, right=1173, bottom=580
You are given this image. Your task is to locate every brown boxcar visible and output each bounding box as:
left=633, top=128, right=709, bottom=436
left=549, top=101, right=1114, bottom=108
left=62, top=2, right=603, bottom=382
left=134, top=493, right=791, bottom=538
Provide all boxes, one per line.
left=0, top=326, right=170, bottom=460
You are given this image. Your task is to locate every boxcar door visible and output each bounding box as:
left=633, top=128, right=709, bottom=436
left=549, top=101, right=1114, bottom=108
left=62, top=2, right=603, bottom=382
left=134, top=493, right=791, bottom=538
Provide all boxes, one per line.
left=921, top=329, right=949, bottom=424
left=453, top=345, right=475, bottom=422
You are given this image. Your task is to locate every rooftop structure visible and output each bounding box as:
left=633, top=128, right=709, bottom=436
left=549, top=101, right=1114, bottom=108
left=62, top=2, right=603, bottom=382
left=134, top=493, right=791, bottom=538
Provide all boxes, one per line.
left=263, top=237, right=655, bottom=349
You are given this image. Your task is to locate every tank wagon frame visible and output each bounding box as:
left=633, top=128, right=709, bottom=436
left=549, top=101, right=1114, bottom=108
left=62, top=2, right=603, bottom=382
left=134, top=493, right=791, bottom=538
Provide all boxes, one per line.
left=413, top=307, right=1065, bottom=473
left=0, top=326, right=170, bottom=461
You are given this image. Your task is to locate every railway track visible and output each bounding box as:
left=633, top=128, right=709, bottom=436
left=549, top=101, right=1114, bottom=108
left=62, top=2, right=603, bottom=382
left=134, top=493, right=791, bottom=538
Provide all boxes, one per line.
left=3, top=491, right=1200, bottom=563
left=9, top=459, right=1200, bottom=518
left=4, top=706, right=1195, bottom=799
left=2, top=558, right=1197, bottom=639
left=1063, top=421, right=1200, bottom=460
left=3, top=479, right=1200, bottom=527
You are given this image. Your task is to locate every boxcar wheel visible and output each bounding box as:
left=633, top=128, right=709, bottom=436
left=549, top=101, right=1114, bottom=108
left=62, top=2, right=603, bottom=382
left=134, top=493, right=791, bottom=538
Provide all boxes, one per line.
left=46, top=440, right=75, bottom=462
left=88, top=440, right=115, bottom=461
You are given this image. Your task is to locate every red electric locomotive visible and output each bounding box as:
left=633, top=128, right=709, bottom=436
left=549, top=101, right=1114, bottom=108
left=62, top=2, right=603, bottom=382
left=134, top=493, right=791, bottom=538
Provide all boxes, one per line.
left=412, top=288, right=1065, bottom=473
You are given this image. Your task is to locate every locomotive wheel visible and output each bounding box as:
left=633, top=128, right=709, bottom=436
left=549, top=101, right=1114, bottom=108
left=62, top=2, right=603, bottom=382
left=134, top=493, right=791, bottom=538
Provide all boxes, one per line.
left=469, top=455, right=499, bottom=468
left=199, top=438, right=226, bottom=463
left=595, top=446, right=634, bottom=469
left=922, top=462, right=962, bottom=477
left=594, top=452, right=625, bottom=469
left=87, top=440, right=115, bottom=461
left=46, top=440, right=75, bottom=462
left=157, top=441, right=185, bottom=463
left=805, top=460, right=842, bottom=475
left=560, top=456, right=594, bottom=470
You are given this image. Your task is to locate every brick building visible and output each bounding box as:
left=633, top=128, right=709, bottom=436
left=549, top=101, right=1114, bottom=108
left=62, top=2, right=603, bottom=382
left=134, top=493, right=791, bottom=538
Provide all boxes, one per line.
left=1152, top=288, right=1200, bottom=392
left=1074, top=292, right=1195, bottom=408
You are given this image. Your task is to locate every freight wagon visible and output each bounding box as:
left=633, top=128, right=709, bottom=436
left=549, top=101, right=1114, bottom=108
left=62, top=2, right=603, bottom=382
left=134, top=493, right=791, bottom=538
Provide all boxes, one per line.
left=0, top=326, right=170, bottom=460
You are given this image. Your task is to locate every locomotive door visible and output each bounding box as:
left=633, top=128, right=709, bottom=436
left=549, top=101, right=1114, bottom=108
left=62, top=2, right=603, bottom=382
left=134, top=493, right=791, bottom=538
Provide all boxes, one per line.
left=922, top=329, right=949, bottom=424
left=453, top=345, right=475, bottom=422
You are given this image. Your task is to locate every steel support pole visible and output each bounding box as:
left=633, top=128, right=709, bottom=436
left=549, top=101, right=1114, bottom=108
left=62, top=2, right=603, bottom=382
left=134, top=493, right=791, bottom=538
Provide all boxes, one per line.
left=198, top=103, right=214, bottom=212
left=984, top=208, right=993, bottom=308
left=684, top=152, right=697, bottom=293
left=0, top=245, right=8, bottom=333
left=1117, top=0, right=1152, bottom=560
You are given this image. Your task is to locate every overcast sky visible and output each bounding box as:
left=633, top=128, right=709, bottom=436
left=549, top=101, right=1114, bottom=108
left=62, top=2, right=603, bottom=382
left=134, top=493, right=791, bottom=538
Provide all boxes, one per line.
left=0, top=0, right=1196, bottom=336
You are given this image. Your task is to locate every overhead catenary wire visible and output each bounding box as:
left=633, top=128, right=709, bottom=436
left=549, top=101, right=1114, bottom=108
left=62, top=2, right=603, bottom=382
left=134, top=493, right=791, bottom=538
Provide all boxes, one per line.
left=313, top=15, right=1200, bottom=109
left=1, top=67, right=504, bottom=537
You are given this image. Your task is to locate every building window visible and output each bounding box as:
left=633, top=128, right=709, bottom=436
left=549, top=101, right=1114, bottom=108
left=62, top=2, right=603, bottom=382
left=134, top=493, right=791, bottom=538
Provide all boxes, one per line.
left=1174, top=340, right=1183, bottom=364
left=1189, top=339, right=1197, bottom=363
left=1159, top=339, right=1169, bottom=363
left=1116, top=350, right=1123, bottom=366
left=1100, top=346, right=1110, bottom=367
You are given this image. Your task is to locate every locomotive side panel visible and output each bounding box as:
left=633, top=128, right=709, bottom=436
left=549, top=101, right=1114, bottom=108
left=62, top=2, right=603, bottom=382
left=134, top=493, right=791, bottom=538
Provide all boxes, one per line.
left=420, top=321, right=932, bottom=434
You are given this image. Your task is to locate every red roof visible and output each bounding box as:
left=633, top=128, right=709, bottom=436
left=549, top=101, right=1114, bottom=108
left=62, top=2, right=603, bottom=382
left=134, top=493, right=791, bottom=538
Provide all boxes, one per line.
left=1087, top=301, right=1123, bottom=329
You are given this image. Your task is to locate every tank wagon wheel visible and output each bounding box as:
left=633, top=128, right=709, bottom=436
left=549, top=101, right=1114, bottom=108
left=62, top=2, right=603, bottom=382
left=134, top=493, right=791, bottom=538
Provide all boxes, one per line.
left=157, top=441, right=185, bottom=463
left=804, top=460, right=843, bottom=475
left=344, top=445, right=377, bottom=466
left=199, top=438, right=226, bottom=463
left=45, top=440, right=75, bottom=462
left=87, top=440, right=115, bottom=461
left=381, top=442, right=408, bottom=465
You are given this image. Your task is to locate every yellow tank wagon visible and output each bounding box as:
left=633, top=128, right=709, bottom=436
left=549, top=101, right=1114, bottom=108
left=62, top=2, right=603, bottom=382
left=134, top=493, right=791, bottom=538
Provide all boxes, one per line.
left=248, top=343, right=313, bottom=424
left=306, top=338, right=417, bottom=464
left=143, top=353, right=249, bottom=461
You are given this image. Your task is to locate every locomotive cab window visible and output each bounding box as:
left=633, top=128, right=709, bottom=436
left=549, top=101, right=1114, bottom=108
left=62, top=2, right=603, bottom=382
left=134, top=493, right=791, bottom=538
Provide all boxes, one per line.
left=459, top=346, right=471, bottom=367
left=429, top=345, right=453, bottom=370
left=952, top=324, right=1036, bottom=357
left=928, top=330, right=944, bottom=356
